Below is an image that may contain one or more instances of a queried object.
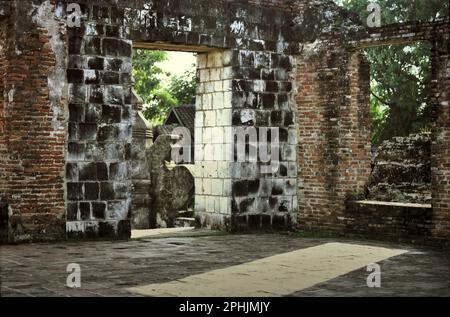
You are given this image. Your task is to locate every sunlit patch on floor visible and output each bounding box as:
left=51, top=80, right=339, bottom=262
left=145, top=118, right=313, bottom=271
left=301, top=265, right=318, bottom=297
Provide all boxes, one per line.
left=131, top=227, right=195, bottom=239
left=127, top=242, right=408, bottom=297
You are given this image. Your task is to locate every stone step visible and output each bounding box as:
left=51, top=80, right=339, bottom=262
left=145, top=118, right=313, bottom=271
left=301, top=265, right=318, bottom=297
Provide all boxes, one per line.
left=177, top=209, right=194, bottom=217
left=174, top=217, right=196, bottom=228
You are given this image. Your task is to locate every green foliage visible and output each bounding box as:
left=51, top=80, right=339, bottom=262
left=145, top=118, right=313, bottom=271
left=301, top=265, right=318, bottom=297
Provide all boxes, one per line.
left=168, top=68, right=197, bottom=106
left=366, top=43, right=433, bottom=145
left=132, top=50, right=197, bottom=124
left=339, top=0, right=448, bottom=145
left=370, top=93, right=388, bottom=145
left=132, top=49, right=167, bottom=104
left=341, top=0, right=448, bottom=24
left=141, top=90, right=178, bottom=123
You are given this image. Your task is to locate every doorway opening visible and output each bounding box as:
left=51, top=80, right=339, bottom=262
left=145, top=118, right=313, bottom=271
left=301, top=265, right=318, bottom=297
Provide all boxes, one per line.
left=130, top=45, right=233, bottom=238
left=130, top=48, right=197, bottom=236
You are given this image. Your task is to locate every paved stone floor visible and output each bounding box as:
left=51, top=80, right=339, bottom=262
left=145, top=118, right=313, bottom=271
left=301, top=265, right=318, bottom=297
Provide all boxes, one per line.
left=1, top=232, right=449, bottom=297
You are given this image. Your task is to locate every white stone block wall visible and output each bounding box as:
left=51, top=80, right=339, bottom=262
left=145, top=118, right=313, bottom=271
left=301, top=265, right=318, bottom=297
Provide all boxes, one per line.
left=194, top=51, right=234, bottom=217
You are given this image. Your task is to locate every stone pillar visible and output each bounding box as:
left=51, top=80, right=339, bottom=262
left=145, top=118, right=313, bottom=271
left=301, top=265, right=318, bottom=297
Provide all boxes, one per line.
left=296, top=43, right=371, bottom=232
left=230, top=48, right=299, bottom=231
left=0, top=14, right=7, bottom=201
left=0, top=13, right=8, bottom=243
left=130, top=91, right=153, bottom=229
left=337, top=52, right=371, bottom=201
left=194, top=47, right=299, bottom=231
left=431, top=35, right=450, bottom=242
left=0, top=2, right=66, bottom=242
left=64, top=2, right=133, bottom=239
left=194, top=50, right=234, bottom=229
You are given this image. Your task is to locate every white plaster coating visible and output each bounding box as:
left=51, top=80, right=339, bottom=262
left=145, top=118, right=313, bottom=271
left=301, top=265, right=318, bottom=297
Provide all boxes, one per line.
left=32, top=0, right=67, bottom=133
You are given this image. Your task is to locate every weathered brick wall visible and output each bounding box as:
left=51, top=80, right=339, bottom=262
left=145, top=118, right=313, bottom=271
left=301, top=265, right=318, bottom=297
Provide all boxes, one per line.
left=1, top=0, right=448, bottom=243
left=431, top=33, right=450, bottom=242
left=355, top=21, right=450, bottom=48
left=1, top=1, right=67, bottom=242
left=294, top=1, right=371, bottom=231
left=294, top=5, right=450, bottom=245
left=345, top=201, right=434, bottom=244
left=339, top=52, right=371, bottom=199
left=353, top=21, right=450, bottom=244
left=368, top=133, right=432, bottom=204
left=0, top=15, right=8, bottom=242
left=0, top=17, right=6, bottom=198
left=296, top=48, right=371, bottom=231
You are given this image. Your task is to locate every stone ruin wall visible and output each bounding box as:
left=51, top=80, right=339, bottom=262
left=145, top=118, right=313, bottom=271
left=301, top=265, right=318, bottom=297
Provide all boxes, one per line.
left=343, top=133, right=434, bottom=245
left=0, top=14, right=8, bottom=243
left=430, top=24, right=450, bottom=243
left=0, top=0, right=449, bottom=244
left=295, top=9, right=450, bottom=245
left=0, top=0, right=311, bottom=241
left=0, top=1, right=67, bottom=242
left=0, top=14, right=6, bottom=201
left=295, top=1, right=372, bottom=232
left=368, top=133, right=432, bottom=204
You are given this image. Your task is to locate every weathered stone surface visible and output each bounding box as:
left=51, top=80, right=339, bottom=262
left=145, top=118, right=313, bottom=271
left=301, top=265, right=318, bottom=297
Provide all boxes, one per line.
left=295, top=6, right=449, bottom=244
left=0, top=0, right=448, bottom=243
left=0, top=198, right=8, bottom=243
left=148, top=135, right=194, bottom=228
left=344, top=201, right=433, bottom=244
left=0, top=1, right=9, bottom=18
left=296, top=25, right=372, bottom=233
left=368, top=134, right=431, bottom=204
left=1, top=234, right=450, bottom=297
left=1, top=0, right=67, bottom=242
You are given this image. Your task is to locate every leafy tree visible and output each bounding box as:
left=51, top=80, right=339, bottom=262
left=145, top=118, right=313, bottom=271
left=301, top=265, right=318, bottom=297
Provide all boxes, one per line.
left=133, top=50, right=197, bottom=124
left=338, top=0, right=448, bottom=145
left=341, top=0, right=448, bottom=24
left=132, top=49, right=168, bottom=104
left=141, top=89, right=178, bottom=123
left=168, top=68, right=197, bottom=106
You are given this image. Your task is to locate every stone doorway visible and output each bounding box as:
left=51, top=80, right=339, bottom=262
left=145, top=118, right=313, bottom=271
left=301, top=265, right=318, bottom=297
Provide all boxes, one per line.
left=130, top=44, right=235, bottom=233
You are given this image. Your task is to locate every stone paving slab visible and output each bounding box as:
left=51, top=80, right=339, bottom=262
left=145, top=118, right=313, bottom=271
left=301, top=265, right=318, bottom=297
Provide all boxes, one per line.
left=1, top=233, right=449, bottom=297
